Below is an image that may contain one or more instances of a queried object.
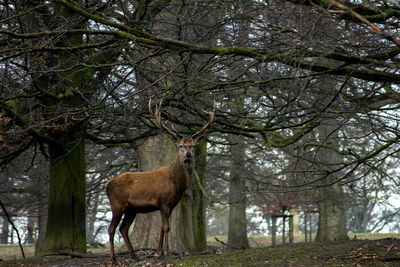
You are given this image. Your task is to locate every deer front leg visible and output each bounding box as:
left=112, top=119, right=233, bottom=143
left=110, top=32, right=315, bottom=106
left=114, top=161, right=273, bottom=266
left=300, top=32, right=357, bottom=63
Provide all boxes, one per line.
left=163, top=222, right=170, bottom=255
left=157, top=225, right=164, bottom=256
left=158, top=206, right=171, bottom=256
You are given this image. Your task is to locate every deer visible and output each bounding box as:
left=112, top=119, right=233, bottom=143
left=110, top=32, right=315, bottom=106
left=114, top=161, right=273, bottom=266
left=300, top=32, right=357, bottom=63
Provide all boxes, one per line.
left=105, top=98, right=216, bottom=262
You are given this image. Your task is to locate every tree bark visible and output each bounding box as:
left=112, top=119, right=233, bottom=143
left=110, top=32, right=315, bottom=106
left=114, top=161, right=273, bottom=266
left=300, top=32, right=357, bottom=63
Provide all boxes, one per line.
left=86, top=192, right=100, bottom=245
left=315, top=184, right=348, bottom=241
left=26, top=211, right=35, bottom=244
left=1, top=216, right=9, bottom=244
left=35, top=193, right=48, bottom=254
left=227, top=135, right=249, bottom=249
left=315, top=123, right=348, bottom=242
left=291, top=209, right=301, bottom=237
left=177, top=140, right=207, bottom=251
left=192, top=140, right=207, bottom=250
left=41, top=125, right=86, bottom=253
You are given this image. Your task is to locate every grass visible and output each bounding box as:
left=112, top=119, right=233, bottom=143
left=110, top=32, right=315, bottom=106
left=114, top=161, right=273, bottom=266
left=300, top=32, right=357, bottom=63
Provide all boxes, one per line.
left=163, top=236, right=400, bottom=267
left=208, top=233, right=312, bottom=248
left=348, top=232, right=400, bottom=240
left=207, top=233, right=400, bottom=248
left=2, top=233, right=400, bottom=266
left=0, top=244, right=35, bottom=260
left=162, top=248, right=267, bottom=267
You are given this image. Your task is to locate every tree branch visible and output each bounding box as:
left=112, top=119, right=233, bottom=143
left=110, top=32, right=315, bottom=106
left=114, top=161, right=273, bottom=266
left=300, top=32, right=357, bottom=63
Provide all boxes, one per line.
left=53, top=0, right=400, bottom=83
left=0, top=199, right=25, bottom=259
left=86, top=130, right=156, bottom=145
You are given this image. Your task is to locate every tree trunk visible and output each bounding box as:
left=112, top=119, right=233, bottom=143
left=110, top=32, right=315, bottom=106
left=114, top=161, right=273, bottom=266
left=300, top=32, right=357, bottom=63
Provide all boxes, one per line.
left=177, top=140, right=207, bottom=251
left=192, top=140, right=207, bottom=250
left=315, top=123, right=348, bottom=242
left=227, top=135, right=249, bottom=249
left=86, top=192, right=100, bottom=245
left=41, top=126, right=86, bottom=253
left=35, top=194, right=48, bottom=254
left=26, top=211, right=35, bottom=244
left=176, top=190, right=195, bottom=251
left=291, top=209, right=301, bottom=237
left=0, top=216, right=9, bottom=244
left=315, top=184, right=348, bottom=241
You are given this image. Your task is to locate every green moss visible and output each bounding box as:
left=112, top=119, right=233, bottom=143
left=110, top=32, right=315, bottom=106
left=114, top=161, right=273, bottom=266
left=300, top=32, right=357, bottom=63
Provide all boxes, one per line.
left=41, top=128, right=86, bottom=254
left=5, top=100, right=15, bottom=106
left=64, top=88, right=74, bottom=98
left=57, top=88, right=75, bottom=99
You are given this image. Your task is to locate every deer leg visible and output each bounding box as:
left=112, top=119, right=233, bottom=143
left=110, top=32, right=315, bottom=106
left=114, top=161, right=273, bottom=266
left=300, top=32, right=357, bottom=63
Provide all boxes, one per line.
left=163, top=219, right=170, bottom=256
left=119, top=208, right=137, bottom=259
left=108, top=210, right=123, bottom=263
left=159, top=206, right=171, bottom=256
left=157, top=224, right=165, bottom=255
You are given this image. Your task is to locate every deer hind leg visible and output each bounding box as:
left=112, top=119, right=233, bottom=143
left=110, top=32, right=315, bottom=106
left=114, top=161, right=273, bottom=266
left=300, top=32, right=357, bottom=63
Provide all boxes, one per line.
left=108, top=209, right=123, bottom=263
left=119, top=208, right=137, bottom=259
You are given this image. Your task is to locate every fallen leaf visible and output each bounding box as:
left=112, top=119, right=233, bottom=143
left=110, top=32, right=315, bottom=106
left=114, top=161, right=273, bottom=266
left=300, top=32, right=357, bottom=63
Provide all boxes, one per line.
left=203, top=249, right=211, bottom=255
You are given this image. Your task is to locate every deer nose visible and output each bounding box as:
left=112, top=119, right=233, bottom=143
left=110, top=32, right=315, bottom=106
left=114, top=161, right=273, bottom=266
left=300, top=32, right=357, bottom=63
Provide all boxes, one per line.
left=185, top=152, right=192, bottom=158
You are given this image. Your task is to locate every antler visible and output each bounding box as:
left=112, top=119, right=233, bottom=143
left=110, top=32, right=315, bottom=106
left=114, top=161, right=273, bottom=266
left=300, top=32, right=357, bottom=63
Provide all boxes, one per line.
left=191, top=100, right=217, bottom=140
left=149, top=98, right=183, bottom=141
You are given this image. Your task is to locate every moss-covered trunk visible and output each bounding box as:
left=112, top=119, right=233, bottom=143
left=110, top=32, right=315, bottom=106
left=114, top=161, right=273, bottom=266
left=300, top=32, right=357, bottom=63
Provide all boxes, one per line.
left=192, top=140, right=207, bottom=250
left=42, top=125, right=86, bottom=253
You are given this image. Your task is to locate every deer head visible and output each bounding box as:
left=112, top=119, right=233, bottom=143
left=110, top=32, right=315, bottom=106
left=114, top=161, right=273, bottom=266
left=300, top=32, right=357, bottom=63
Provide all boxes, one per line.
left=148, top=98, right=216, bottom=164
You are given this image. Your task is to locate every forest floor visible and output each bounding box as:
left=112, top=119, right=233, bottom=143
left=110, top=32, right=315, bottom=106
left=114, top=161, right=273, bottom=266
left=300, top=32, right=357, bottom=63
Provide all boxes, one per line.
left=2, top=236, right=400, bottom=266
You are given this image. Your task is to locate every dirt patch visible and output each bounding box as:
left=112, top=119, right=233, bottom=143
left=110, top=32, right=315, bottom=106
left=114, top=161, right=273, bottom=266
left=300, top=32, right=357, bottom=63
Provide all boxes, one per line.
left=1, top=238, right=400, bottom=266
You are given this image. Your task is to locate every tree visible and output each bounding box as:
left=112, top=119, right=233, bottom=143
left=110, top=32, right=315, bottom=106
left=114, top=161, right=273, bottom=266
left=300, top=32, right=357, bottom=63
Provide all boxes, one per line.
left=227, top=134, right=250, bottom=249
left=314, top=123, right=348, bottom=241
left=1, top=0, right=132, bottom=253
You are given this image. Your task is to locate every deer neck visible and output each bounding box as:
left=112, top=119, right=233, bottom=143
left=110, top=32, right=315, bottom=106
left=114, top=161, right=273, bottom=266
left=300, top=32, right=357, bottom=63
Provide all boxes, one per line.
left=170, top=155, right=194, bottom=190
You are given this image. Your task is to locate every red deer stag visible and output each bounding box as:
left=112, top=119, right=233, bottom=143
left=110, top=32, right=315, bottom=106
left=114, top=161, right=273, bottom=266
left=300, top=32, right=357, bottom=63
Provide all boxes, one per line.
left=106, top=99, right=216, bottom=262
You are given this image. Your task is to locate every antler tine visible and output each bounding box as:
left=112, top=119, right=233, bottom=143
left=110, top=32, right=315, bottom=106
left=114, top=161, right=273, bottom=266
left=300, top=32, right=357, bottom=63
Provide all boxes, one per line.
left=192, top=100, right=217, bottom=140
left=148, top=98, right=182, bottom=141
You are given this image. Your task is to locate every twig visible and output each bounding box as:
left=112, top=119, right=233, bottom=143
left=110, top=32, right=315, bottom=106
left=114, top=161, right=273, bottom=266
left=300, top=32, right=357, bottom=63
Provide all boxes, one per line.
left=0, top=199, right=25, bottom=259
left=41, top=250, right=107, bottom=258
left=328, top=0, right=400, bottom=48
